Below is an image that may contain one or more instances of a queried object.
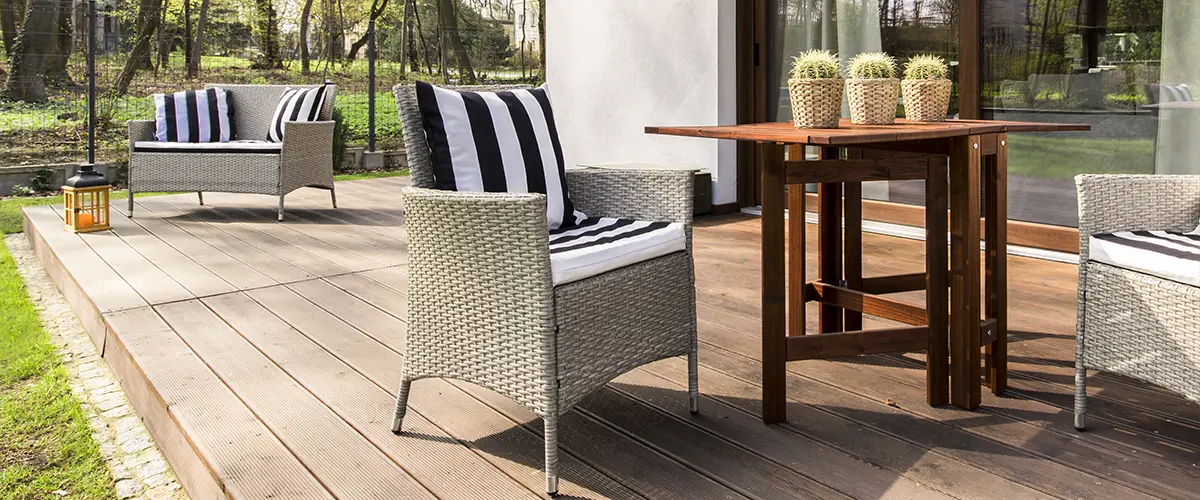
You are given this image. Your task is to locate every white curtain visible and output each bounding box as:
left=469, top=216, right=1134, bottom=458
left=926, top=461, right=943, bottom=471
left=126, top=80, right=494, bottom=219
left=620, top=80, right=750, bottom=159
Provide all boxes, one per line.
left=1155, top=0, right=1200, bottom=174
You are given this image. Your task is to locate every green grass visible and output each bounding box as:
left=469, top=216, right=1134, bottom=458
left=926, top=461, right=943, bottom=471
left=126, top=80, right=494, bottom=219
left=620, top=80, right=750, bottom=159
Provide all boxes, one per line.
left=0, top=209, right=115, bottom=497
left=1007, top=135, right=1155, bottom=179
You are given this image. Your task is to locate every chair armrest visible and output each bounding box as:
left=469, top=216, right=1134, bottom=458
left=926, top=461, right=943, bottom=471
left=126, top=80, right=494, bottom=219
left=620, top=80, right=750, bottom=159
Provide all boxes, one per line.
left=403, top=187, right=559, bottom=414
left=567, top=168, right=694, bottom=250
left=1076, top=174, right=1200, bottom=261
left=280, top=121, right=336, bottom=191
left=128, top=120, right=155, bottom=149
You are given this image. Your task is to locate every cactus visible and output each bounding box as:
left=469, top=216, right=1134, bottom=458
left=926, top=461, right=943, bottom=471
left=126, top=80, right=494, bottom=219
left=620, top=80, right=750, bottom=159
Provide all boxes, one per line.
left=847, top=52, right=897, bottom=80
left=903, top=54, right=949, bottom=80
left=790, top=49, right=841, bottom=80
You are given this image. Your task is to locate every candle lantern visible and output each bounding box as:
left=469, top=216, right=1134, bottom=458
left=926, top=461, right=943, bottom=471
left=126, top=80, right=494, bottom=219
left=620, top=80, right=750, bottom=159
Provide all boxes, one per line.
left=63, top=164, right=111, bottom=233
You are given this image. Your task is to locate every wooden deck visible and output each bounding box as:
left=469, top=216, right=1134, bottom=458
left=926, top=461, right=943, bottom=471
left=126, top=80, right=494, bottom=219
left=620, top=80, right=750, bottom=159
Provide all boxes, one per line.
left=22, top=176, right=1200, bottom=499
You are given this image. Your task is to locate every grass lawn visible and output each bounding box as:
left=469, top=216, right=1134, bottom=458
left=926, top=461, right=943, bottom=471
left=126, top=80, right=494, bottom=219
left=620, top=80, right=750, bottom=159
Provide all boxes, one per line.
left=0, top=169, right=406, bottom=498
left=1006, top=135, right=1156, bottom=179
left=1, top=210, right=114, bottom=497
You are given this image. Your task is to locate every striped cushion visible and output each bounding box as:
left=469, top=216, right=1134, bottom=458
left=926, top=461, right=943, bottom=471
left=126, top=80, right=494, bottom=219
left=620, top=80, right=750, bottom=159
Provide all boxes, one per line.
left=1089, top=231, right=1200, bottom=287
left=153, top=88, right=232, bottom=143
left=548, top=217, right=686, bottom=285
left=133, top=140, right=281, bottom=154
left=415, top=81, right=585, bottom=230
left=267, top=85, right=330, bottom=143
left=1151, top=83, right=1193, bottom=103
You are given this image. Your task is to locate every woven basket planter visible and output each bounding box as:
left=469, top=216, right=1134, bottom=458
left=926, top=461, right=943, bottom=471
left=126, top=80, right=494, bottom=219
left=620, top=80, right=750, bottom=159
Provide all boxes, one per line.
left=788, top=78, right=844, bottom=129
left=902, top=79, right=952, bottom=122
left=846, top=78, right=900, bottom=125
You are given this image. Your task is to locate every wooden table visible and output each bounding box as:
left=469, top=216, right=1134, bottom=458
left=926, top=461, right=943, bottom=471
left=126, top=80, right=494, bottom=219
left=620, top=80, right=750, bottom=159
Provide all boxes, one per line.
left=647, top=119, right=1088, bottom=423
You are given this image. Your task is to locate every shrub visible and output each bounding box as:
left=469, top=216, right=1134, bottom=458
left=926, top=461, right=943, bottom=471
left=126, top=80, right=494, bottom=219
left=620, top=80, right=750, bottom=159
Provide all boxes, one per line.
left=848, top=52, right=896, bottom=79
left=28, top=167, right=57, bottom=194
left=790, top=49, right=840, bottom=80
left=904, top=55, right=949, bottom=80
left=10, top=184, right=36, bottom=197
left=332, top=107, right=351, bottom=172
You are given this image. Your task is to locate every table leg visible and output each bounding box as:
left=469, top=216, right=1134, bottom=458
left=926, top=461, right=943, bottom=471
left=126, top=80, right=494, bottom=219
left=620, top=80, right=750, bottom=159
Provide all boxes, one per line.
left=843, top=181, right=863, bottom=332
left=949, top=135, right=982, bottom=409
left=925, top=156, right=950, bottom=406
left=787, top=145, right=807, bottom=338
left=817, top=147, right=843, bottom=333
left=985, top=134, right=1008, bottom=395
left=761, top=142, right=788, bottom=424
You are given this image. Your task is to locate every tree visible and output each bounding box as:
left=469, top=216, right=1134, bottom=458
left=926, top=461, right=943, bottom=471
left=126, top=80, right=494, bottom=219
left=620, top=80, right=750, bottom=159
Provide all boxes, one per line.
left=188, top=0, right=210, bottom=78
left=299, top=0, right=315, bottom=72
left=347, top=0, right=389, bottom=60
left=536, top=0, right=544, bottom=79
left=114, top=0, right=164, bottom=95
left=252, top=0, right=281, bottom=68
left=5, top=0, right=60, bottom=101
left=0, top=0, right=18, bottom=56
left=44, top=0, right=74, bottom=85
left=437, top=0, right=474, bottom=82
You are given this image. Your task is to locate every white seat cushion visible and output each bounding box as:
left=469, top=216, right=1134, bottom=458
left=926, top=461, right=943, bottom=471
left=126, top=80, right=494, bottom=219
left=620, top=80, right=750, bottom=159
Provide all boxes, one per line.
left=1089, top=231, right=1200, bottom=286
left=549, top=217, right=686, bottom=286
left=133, top=140, right=281, bottom=154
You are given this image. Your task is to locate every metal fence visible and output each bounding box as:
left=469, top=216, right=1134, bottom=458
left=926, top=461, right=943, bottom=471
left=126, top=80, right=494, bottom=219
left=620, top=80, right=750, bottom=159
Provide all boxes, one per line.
left=0, top=0, right=543, bottom=177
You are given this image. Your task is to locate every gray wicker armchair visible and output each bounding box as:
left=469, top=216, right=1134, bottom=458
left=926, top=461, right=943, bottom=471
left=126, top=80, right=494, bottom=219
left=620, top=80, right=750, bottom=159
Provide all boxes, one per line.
left=1074, top=174, right=1200, bottom=430
left=391, top=84, right=699, bottom=496
left=127, top=84, right=338, bottom=221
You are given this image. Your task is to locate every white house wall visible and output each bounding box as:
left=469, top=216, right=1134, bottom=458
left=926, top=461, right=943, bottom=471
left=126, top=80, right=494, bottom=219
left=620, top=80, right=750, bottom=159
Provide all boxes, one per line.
left=547, top=0, right=739, bottom=206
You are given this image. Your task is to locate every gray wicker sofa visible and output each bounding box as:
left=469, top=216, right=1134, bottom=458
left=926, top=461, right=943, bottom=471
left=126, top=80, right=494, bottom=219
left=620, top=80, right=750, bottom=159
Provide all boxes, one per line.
left=127, top=84, right=337, bottom=221
left=390, top=84, right=699, bottom=496
left=1074, top=174, right=1200, bottom=430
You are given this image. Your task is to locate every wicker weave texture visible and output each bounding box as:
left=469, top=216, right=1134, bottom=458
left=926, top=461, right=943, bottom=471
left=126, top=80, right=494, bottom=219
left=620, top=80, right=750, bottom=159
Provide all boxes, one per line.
left=566, top=168, right=694, bottom=250
left=1074, top=174, right=1200, bottom=427
left=216, top=84, right=336, bottom=141
left=787, top=78, right=844, bottom=129
left=846, top=79, right=900, bottom=125
left=901, top=79, right=952, bottom=122
left=1082, top=261, right=1200, bottom=403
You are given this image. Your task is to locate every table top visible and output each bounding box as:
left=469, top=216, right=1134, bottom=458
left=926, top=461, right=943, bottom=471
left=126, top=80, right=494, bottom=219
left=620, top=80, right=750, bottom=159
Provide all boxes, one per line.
left=645, top=119, right=1090, bottom=145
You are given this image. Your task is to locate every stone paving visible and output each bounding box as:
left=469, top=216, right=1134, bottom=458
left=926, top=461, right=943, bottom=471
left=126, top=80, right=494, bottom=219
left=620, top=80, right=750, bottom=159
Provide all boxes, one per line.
left=6, top=234, right=187, bottom=500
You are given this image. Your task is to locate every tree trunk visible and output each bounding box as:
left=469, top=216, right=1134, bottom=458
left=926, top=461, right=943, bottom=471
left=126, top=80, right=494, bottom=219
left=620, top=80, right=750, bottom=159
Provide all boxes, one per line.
left=114, top=0, right=163, bottom=95
left=438, top=0, right=473, bottom=82
left=5, top=0, right=59, bottom=101
left=413, top=0, right=433, bottom=73
left=299, top=0, right=314, bottom=73
left=346, top=0, right=387, bottom=60
left=0, top=0, right=18, bottom=57
left=253, top=0, right=281, bottom=68
left=44, top=0, right=74, bottom=85
left=188, top=0, right=210, bottom=77
left=536, top=0, right=544, bottom=79
left=156, top=0, right=169, bottom=68
left=401, top=0, right=413, bottom=71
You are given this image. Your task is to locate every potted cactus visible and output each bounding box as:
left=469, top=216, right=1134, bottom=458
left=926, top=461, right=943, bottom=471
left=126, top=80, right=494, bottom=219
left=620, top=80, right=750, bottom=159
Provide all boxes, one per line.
left=845, top=52, right=900, bottom=125
left=788, top=49, right=843, bottom=128
left=902, top=55, right=952, bottom=122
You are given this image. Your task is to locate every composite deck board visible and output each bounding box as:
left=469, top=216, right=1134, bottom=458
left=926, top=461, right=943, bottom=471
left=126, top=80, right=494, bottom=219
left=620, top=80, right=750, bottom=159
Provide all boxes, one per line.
left=103, top=307, right=333, bottom=499
left=133, top=197, right=315, bottom=283
left=240, top=284, right=648, bottom=498
left=201, top=292, right=543, bottom=500
left=154, top=196, right=355, bottom=277
left=114, top=206, right=276, bottom=290
left=22, top=179, right=1200, bottom=500
left=154, top=300, right=435, bottom=499
left=106, top=213, right=237, bottom=298
left=72, top=217, right=194, bottom=304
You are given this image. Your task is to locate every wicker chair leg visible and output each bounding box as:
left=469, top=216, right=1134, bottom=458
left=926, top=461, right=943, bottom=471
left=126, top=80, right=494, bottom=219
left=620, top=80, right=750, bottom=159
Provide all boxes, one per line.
left=198, top=192, right=204, bottom=205
left=1074, top=348, right=1087, bottom=431
left=688, top=348, right=699, bottom=415
left=391, top=378, right=412, bottom=434
left=544, top=414, right=558, bottom=497
left=277, top=195, right=285, bottom=221
left=330, top=187, right=337, bottom=209
left=127, top=188, right=134, bottom=217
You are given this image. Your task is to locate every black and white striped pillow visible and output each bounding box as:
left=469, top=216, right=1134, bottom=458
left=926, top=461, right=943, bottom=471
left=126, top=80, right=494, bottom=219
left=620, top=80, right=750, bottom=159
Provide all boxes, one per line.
left=416, top=81, right=586, bottom=229
left=267, top=85, right=329, bottom=143
left=153, top=88, right=232, bottom=143
left=1155, top=83, right=1193, bottom=103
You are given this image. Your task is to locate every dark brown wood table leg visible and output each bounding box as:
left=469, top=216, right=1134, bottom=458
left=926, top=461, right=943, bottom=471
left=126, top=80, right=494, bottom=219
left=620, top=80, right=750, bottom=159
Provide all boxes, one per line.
left=817, top=146, right=843, bottom=333
left=787, top=145, right=807, bottom=339
left=843, top=180, right=863, bottom=332
left=761, top=142, right=788, bottom=424
left=949, top=135, right=982, bottom=409
left=925, top=156, right=950, bottom=406
left=985, top=133, right=1008, bottom=395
